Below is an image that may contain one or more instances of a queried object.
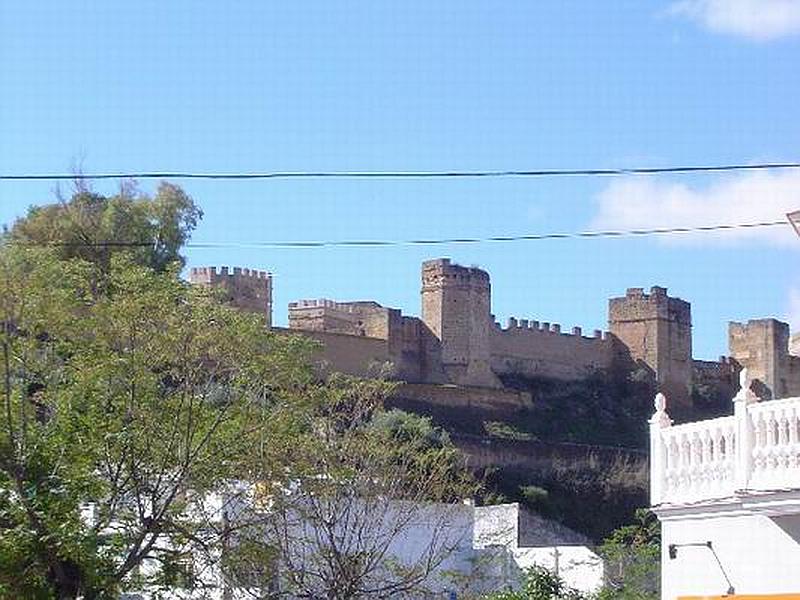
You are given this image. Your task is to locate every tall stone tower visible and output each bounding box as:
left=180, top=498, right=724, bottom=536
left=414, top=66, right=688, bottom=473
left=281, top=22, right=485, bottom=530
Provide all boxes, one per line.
left=420, top=258, right=499, bottom=388
left=189, top=266, right=272, bottom=327
left=729, top=319, right=792, bottom=400
left=608, top=286, right=692, bottom=404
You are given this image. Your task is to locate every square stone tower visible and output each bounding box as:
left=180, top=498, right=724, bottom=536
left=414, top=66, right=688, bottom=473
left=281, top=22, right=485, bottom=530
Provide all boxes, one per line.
left=189, top=266, right=272, bottom=326
left=608, top=286, right=692, bottom=405
left=729, top=318, right=792, bottom=400
left=420, top=258, right=499, bottom=388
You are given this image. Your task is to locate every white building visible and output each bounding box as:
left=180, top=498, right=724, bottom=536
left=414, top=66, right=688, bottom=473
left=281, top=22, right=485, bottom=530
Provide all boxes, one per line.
left=123, top=494, right=602, bottom=598
left=650, top=369, right=800, bottom=599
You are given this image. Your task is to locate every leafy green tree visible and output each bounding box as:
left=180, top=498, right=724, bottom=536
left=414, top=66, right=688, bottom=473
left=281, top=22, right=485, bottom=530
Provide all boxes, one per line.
left=254, top=378, right=479, bottom=599
left=0, top=245, right=317, bottom=599
left=368, top=407, right=452, bottom=449
left=9, top=181, right=202, bottom=274
left=597, top=508, right=660, bottom=600
left=483, top=565, right=585, bottom=600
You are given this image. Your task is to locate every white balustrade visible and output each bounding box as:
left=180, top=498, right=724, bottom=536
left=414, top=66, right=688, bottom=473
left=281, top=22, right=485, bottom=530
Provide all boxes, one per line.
left=748, top=397, right=800, bottom=490
left=650, top=369, right=800, bottom=506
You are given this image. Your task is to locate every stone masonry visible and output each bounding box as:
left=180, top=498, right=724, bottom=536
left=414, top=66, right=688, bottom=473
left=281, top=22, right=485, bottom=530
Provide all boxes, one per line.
left=189, top=266, right=272, bottom=327
left=729, top=319, right=800, bottom=399
left=190, top=259, right=800, bottom=407
left=608, top=287, right=693, bottom=404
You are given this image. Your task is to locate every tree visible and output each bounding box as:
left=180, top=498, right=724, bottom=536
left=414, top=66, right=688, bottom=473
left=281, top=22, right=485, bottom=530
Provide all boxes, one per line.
left=597, top=509, right=660, bottom=600
left=483, top=565, right=586, bottom=600
left=240, top=378, right=479, bottom=599
left=9, top=181, right=202, bottom=274
left=0, top=245, right=317, bottom=598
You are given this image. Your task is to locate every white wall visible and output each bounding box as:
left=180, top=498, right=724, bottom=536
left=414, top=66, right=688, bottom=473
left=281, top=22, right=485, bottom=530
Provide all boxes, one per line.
left=661, top=511, right=800, bottom=600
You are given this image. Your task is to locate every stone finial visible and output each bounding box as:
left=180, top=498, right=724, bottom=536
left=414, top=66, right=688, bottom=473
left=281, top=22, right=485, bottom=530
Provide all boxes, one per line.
left=649, top=392, right=672, bottom=427
left=734, top=367, right=758, bottom=404
left=654, top=392, right=666, bottom=414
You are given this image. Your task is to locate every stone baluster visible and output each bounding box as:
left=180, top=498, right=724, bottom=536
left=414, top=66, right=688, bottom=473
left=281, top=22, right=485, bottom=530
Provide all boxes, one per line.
left=649, top=392, right=673, bottom=505
left=792, top=409, right=799, bottom=470
left=733, top=368, right=758, bottom=491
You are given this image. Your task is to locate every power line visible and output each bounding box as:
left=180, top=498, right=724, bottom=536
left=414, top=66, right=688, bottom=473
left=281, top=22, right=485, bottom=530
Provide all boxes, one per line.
left=11, top=220, right=789, bottom=249
left=2, top=162, right=800, bottom=181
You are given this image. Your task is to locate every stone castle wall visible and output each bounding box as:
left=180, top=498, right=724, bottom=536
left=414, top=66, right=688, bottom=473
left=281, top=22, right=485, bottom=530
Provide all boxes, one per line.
left=730, top=319, right=800, bottom=399
left=489, top=319, right=616, bottom=381
left=421, top=258, right=498, bottom=387
left=273, top=326, right=392, bottom=379
left=288, top=299, right=394, bottom=338
left=189, top=266, right=272, bottom=327
left=190, top=259, right=799, bottom=407
left=609, top=287, right=692, bottom=405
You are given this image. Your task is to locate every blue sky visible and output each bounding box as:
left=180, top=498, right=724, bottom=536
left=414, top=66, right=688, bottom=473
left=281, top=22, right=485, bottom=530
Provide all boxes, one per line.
left=2, top=1, right=799, bottom=359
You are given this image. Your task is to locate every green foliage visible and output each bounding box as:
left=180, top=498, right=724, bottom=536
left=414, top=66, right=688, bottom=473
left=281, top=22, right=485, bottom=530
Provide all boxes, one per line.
left=259, top=386, right=479, bottom=597
left=496, top=370, right=655, bottom=449
left=518, top=485, right=551, bottom=514
left=0, top=245, right=317, bottom=598
left=370, top=408, right=452, bottom=449
left=483, top=565, right=586, bottom=600
left=597, top=509, right=660, bottom=600
left=479, top=454, right=648, bottom=542
left=10, top=181, right=202, bottom=274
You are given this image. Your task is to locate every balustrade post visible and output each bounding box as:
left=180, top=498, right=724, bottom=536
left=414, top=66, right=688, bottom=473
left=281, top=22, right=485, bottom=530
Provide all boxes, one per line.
left=733, top=368, right=758, bottom=491
left=649, top=392, right=672, bottom=505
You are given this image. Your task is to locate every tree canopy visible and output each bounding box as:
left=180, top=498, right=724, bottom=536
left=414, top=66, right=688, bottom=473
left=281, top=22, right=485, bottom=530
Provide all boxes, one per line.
left=0, top=246, right=316, bottom=598
left=9, top=181, right=202, bottom=274
left=0, top=238, right=477, bottom=599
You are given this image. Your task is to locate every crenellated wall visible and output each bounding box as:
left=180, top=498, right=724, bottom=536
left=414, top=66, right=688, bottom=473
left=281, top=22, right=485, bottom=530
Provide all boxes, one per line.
left=489, top=318, right=616, bottom=381
left=609, top=286, right=692, bottom=405
left=189, top=266, right=272, bottom=326
left=728, top=319, right=800, bottom=399
left=188, top=258, right=798, bottom=416
left=421, top=258, right=499, bottom=388
left=288, top=299, right=394, bottom=339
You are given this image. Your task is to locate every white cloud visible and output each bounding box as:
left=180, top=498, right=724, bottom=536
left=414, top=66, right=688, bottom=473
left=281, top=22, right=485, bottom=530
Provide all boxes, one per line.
left=668, top=0, right=800, bottom=41
left=590, top=171, right=800, bottom=246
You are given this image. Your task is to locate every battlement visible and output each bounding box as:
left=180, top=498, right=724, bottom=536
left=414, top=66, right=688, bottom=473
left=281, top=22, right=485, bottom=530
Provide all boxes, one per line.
left=729, top=317, right=789, bottom=336
left=421, top=258, right=490, bottom=288
left=188, top=265, right=272, bottom=326
left=495, top=317, right=610, bottom=341
left=189, top=266, right=271, bottom=283
left=609, top=286, right=691, bottom=324
left=288, top=297, right=397, bottom=340
left=288, top=299, right=382, bottom=313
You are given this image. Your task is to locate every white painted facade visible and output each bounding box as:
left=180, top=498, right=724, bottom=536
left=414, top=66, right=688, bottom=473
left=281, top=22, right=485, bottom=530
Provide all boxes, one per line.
left=123, top=497, right=602, bottom=598
left=650, top=370, right=800, bottom=599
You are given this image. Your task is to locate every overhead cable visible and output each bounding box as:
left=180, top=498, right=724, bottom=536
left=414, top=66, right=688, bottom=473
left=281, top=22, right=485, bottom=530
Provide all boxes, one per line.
left=2, top=162, right=800, bottom=181
left=9, top=220, right=789, bottom=249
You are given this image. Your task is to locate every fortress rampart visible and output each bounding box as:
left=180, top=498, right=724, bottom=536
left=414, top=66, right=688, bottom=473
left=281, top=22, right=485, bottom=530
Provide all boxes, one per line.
left=421, top=258, right=497, bottom=387
left=189, top=258, right=800, bottom=408
left=489, top=318, right=617, bottom=381
left=609, top=286, right=692, bottom=404
left=190, top=266, right=272, bottom=327
left=729, top=319, right=800, bottom=399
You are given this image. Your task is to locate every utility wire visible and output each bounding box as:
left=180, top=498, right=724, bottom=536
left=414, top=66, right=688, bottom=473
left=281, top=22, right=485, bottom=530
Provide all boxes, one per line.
left=11, top=220, right=789, bottom=249
left=2, top=162, right=800, bottom=181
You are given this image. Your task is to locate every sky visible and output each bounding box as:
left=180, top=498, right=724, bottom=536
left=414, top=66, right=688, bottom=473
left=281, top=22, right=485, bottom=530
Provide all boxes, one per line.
left=1, top=1, right=799, bottom=360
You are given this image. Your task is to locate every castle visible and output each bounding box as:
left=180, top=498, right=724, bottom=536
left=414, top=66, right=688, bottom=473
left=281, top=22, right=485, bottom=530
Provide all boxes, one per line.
left=189, top=259, right=800, bottom=407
